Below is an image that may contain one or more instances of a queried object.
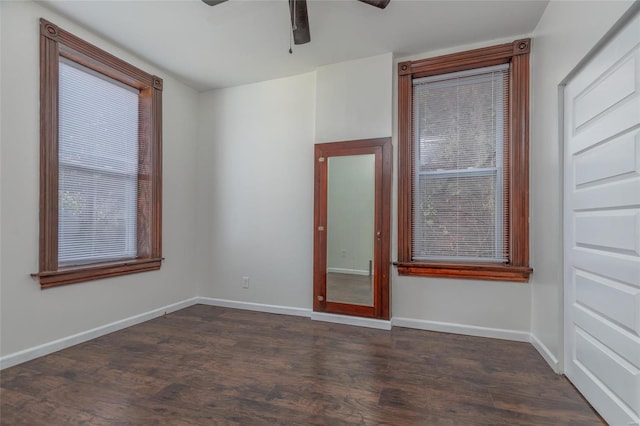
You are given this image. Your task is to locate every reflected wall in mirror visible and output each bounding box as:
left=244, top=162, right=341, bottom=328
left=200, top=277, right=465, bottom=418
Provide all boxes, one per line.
left=326, top=154, right=375, bottom=307
left=313, top=137, right=391, bottom=320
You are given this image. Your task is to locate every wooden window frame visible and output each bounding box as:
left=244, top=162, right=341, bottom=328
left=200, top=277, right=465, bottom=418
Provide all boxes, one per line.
left=36, top=19, right=163, bottom=288
left=396, top=39, right=532, bottom=282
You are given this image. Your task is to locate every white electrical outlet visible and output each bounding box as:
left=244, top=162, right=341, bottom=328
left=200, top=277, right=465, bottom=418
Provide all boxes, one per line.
left=242, top=276, right=249, bottom=289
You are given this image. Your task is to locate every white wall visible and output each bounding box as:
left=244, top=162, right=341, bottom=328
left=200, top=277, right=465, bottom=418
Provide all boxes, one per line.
left=196, top=54, right=393, bottom=309
left=196, top=73, right=317, bottom=308
left=0, top=1, right=200, bottom=357
left=315, top=53, right=393, bottom=143
left=529, top=0, right=635, bottom=369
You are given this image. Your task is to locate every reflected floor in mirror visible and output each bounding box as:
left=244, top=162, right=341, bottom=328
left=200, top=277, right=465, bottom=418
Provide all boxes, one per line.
left=326, top=272, right=373, bottom=306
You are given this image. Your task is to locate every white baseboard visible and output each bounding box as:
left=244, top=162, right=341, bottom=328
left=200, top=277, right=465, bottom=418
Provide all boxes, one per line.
left=196, top=297, right=312, bottom=318
left=530, top=333, right=561, bottom=373
left=0, top=297, right=199, bottom=370
left=391, top=317, right=530, bottom=342
left=326, top=268, right=370, bottom=276
left=311, top=312, right=392, bottom=330
left=2, top=294, right=558, bottom=374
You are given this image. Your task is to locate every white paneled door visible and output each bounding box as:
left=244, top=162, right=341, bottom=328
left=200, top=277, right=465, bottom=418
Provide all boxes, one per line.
left=563, top=9, right=640, bottom=426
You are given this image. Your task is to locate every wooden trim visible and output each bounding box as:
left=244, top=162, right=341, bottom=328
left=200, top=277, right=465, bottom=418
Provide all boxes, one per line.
left=397, top=73, right=412, bottom=264
left=396, top=39, right=532, bottom=282
left=379, top=137, right=392, bottom=320
left=510, top=51, right=530, bottom=268
left=36, top=259, right=162, bottom=288
left=151, top=86, right=163, bottom=258
left=313, top=144, right=327, bottom=314
left=395, top=262, right=532, bottom=283
left=404, top=41, right=515, bottom=79
left=40, top=20, right=159, bottom=90
left=323, top=302, right=376, bottom=319
left=313, top=138, right=392, bottom=320
left=39, top=30, right=60, bottom=274
left=38, top=19, right=163, bottom=288
left=512, top=38, right=531, bottom=56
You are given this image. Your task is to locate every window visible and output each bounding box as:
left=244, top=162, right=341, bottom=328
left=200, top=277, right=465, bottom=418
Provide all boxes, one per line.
left=37, top=19, right=163, bottom=288
left=397, top=40, right=532, bottom=282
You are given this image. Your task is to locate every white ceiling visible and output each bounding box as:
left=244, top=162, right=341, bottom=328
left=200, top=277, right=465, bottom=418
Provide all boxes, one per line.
left=39, top=0, right=549, bottom=91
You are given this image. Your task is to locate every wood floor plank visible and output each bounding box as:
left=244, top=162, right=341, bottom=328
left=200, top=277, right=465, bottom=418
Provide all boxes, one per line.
left=0, top=305, right=604, bottom=425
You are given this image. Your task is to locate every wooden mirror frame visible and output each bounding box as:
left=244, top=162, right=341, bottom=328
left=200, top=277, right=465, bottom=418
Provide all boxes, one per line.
left=313, top=137, right=392, bottom=320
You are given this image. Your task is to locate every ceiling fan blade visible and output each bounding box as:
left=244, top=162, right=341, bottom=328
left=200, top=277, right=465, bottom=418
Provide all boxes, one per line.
left=289, top=0, right=310, bottom=45
left=357, top=0, right=390, bottom=9
left=202, top=0, right=228, bottom=6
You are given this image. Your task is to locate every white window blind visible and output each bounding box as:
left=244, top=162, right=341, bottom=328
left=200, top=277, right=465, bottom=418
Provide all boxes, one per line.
left=58, top=59, right=140, bottom=266
left=412, top=64, right=510, bottom=262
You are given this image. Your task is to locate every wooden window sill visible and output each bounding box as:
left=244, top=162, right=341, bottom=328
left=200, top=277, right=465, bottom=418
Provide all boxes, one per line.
left=394, top=261, right=532, bottom=282
left=33, top=258, right=162, bottom=288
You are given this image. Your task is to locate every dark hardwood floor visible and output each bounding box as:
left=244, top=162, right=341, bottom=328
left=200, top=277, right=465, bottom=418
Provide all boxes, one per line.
left=1, top=305, right=603, bottom=425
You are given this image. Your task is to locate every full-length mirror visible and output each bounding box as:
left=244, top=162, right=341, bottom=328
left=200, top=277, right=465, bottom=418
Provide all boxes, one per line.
left=326, top=154, right=375, bottom=306
left=313, top=138, right=391, bottom=320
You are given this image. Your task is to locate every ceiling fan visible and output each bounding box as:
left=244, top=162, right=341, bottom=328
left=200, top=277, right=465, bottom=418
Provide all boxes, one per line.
left=202, top=0, right=391, bottom=45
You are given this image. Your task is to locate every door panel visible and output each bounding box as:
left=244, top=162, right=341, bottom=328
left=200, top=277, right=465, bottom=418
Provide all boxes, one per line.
left=574, top=130, right=638, bottom=185
left=573, top=305, right=640, bottom=368
left=575, top=210, right=639, bottom=253
left=564, top=9, right=640, bottom=426
left=573, top=53, right=636, bottom=129
left=575, top=270, right=640, bottom=333
left=313, top=138, right=392, bottom=320
left=574, top=329, right=639, bottom=415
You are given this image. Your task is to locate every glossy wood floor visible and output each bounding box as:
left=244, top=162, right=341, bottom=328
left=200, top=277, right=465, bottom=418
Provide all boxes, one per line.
left=1, top=305, right=603, bottom=425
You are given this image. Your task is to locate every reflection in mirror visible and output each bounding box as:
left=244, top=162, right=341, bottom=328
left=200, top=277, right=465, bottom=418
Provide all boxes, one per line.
left=326, top=154, right=375, bottom=306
